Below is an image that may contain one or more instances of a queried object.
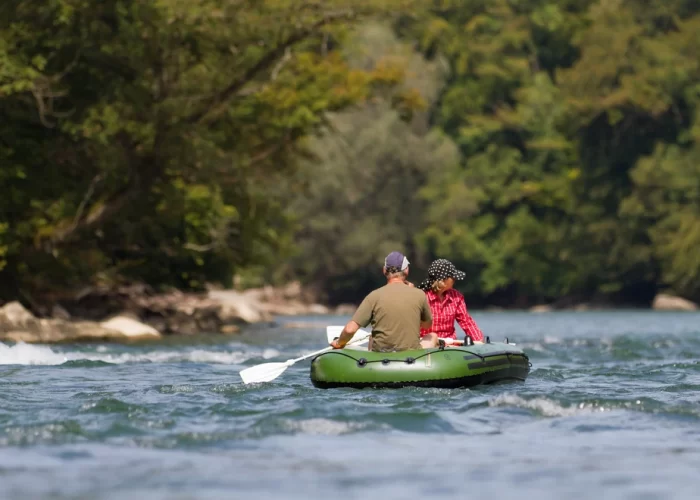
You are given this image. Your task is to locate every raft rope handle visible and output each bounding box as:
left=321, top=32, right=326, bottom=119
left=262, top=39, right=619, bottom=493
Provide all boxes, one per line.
left=319, top=351, right=372, bottom=363
left=314, top=351, right=426, bottom=368
left=357, top=348, right=490, bottom=365
left=316, top=350, right=432, bottom=366
left=317, top=348, right=520, bottom=366
left=412, top=348, right=489, bottom=362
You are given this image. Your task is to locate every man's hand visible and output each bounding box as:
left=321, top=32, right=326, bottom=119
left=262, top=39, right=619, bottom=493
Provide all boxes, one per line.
left=330, top=339, right=345, bottom=349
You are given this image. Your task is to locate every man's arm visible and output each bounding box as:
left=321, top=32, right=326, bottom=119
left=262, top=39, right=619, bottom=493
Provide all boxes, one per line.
left=330, top=293, right=374, bottom=349
left=330, top=320, right=361, bottom=349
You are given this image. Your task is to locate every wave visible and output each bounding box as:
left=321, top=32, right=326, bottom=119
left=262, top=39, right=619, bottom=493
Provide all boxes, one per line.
left=520, top=333, right=700, bottom=364
left=281, top=417, right=371, bottom=436
left=487, top=393, right=638, bottom=417
left=0, top=342, right=68, bottom=365
left=487, top=392, right=700, bottom=425
left=0, top=342, right=281, bottom=366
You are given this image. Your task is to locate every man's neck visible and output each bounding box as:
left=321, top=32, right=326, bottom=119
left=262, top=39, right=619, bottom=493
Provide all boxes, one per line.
left=387, top=277, right=406, bottom=285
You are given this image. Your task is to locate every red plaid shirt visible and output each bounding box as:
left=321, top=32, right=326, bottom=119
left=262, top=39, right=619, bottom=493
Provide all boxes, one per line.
left=419, top=289, right=484, bottom=341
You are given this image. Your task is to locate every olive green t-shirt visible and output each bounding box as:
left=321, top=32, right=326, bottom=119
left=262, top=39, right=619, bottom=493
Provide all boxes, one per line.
left=352, top=283, right=432, bottom=352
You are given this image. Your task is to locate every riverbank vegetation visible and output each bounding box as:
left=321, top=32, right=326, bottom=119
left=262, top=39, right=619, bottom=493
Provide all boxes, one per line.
left=3, top=0, right=700, bottom=311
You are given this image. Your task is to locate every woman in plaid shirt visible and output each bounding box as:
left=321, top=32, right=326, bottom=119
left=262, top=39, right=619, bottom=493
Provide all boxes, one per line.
left=417, top=259, right=485, bottom=344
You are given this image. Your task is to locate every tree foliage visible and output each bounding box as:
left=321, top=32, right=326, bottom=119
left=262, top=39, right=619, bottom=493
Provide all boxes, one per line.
left=278, top=23, right=457, bottom=303
left=0, top=0, right=418, bottom=301
left=5, top=0, right=700, bottom=307
left=383, top=0, right=700, bottom=305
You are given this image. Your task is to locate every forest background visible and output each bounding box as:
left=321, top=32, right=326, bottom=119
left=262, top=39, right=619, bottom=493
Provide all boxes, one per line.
left=3, top=0, right=700, bottom=312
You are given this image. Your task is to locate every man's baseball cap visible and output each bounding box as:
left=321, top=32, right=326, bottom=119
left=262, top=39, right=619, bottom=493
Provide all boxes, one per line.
left=384, top=251, right=410, bottom=272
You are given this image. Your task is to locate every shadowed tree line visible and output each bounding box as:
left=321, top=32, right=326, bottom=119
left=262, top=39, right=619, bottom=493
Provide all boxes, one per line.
left=2, top=0, right=700, bottom=309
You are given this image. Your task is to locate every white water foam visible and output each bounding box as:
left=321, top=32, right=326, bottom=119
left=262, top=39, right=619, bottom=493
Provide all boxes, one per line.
left=282, top=418, right=368, bottom=435
left=488, top=393, right=618, bottom=417
left=261, top=348, right=281, bottom=359
left=0, top=342, right=69, bottom=365
left=0, top=342, right=264, bottom=366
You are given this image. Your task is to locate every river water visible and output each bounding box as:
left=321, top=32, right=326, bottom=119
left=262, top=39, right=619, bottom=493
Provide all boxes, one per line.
left=0, top=311, right=699, bottom=499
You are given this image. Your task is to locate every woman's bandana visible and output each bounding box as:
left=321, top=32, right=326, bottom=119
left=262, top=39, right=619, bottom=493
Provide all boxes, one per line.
left=418, top=259, right=466, bottom=291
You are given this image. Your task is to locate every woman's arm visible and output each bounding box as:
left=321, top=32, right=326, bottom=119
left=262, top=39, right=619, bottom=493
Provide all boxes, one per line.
left=454, top=294, right=484, bottom=342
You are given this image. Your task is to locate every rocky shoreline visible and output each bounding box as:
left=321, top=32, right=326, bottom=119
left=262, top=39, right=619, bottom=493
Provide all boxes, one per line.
left=0, top=284, right=697, bottom=344
left=528, top=293, right=698, bottom=313
left=0, top=282, right=356, bottom=344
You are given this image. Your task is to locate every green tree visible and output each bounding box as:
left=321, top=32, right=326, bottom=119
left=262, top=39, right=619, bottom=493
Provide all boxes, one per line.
left=400, top=0, right=700, bottom=304
left=280, top=23, right=459, bottom=303
left=0, top=0, right=419, bottom=302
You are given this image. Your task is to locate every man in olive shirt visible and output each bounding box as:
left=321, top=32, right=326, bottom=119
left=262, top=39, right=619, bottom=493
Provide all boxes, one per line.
left=330, top=251, right=439, bottom=352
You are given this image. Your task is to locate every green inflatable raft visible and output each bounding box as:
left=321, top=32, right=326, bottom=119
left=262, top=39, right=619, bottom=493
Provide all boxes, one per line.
left=310, top=340, right=530, bottom=389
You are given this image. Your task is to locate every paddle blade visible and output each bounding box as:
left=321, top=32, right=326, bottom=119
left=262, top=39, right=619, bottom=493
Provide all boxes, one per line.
left=326, top=326, right=371, bottom=344
left=239, top=362, right=289, bottom=384
left=326, top=326, right=344, bottom=343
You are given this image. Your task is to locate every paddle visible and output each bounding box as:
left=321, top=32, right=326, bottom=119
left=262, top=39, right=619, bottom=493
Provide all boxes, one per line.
left=325, top=325, right=371, bottom=344
left=239, top=330, right=371, bottom=385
